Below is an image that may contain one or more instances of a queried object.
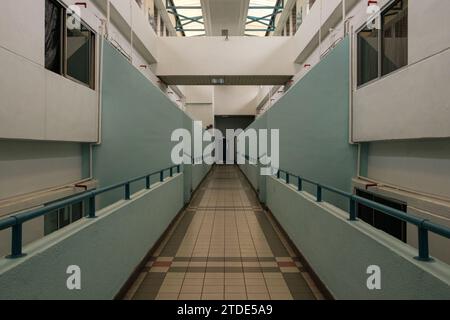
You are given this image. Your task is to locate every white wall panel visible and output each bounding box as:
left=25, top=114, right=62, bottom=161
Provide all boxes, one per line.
left=0, top=140, right=84, bottom=199
left=354, top=48, right=450, bottom=141
left=409, top=0, right=450, bottom=64
left=45, top=72, right=98, bottom=142
left=0, top=48, right=46, bottom=140
left=185, top=104, right=214, bottom=127
left=0, top=0, right=45, bottom=65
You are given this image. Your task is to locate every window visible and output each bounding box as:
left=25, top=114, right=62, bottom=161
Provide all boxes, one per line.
left=44, top=0, right=96, bottom=89
left=45, top=0, right=63, bottom=73
left=382, top=0, right=408, bottom=76
left=292, top=5, right=297, bottom=35
left=44, top=201, right=88, bottom=236
left=357, top=0, right=408, bottom=86
left=356, top=189, right=407, bottom=242
left=152, top=5, right=158, bottom=33
left=285, top=18, right=290, bottom=36
left=160, top=16, right=165, bottom=37
left=66, top=17, right=95, bottom=87
left=357, top=28, right=379, bottom=86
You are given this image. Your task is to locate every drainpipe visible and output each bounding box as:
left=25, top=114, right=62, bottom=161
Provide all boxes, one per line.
left=342, top=0, right=346, bottom=23
left=88, top=13, right=108, bottom=182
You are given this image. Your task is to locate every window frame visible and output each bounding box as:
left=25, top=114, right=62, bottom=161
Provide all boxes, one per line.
left=355, top=189, right=407, bottom=243
left=63, top=17, right=96, bottom=89
left=355, top=0, right=408, bottom=89
left=45, top=0, right=96, bottom=90
left=44, top=200, right=88, bottom=236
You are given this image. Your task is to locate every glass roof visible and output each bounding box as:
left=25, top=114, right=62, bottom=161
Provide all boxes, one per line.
left=246, top=0, right=283, bottom=36
left=169, top=0, right=205, bottom=37
left=166, top=0, right=283, bottom=37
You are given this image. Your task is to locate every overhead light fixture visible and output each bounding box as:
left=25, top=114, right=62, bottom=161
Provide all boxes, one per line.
left=211, top=78, right=225, bottom=85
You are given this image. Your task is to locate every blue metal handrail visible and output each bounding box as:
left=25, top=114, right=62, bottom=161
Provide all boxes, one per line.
left=0, top=165, right=181, bottom=259
left=276, top=169, right=450, bottom=262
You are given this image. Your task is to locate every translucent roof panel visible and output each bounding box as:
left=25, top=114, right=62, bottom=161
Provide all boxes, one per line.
left=170, top=0, right=205, bottom=37
left=246, top=0, right=282, bottom=37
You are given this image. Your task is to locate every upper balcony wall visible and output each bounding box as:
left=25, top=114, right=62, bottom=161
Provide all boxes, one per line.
left=353, top=0, right=450, bottom=142
left=0, top=0, right=98, bottom=142
left=108, top=0, right=158, bottom=63
left=153, top=36, right=298, bottom=85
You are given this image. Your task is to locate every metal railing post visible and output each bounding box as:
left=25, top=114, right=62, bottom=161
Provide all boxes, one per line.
left=9, top=223, right=24, bottom=258
left=160, top=170, right=164, bottom=182
left=298, top=177, right=302, bottom=191
left=146, top=175, right=151, bottom=189
left=286, top=173, right=290, bottom=185
left=349, top=198, right=357, bottom=221
left=177, top=165, right=181, bottom=174
left=125, top=183, right=131, bottom=200
left=88, top=195, right=96, bottom=218
left=277, top=170, right=280, bottom=179
left=417, top=225, right=431, bottom=261
left=170, top=167, right=173, bottom=177
left=316, top=185, right=322, bottom=202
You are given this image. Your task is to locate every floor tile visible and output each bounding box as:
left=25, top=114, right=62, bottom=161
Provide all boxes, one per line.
left=125, top=166, right=323, bottom=301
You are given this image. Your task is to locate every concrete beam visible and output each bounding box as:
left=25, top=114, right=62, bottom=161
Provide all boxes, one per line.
left=153, top=36, right=299, bottom=85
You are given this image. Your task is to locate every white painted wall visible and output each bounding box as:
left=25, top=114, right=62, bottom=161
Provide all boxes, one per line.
left=214, top=86, right=259, bottom=116
left=0, top=141, right=85, bottom=200
left=409, top=0, right=450, bottom=64
left=354, top=48, right=450, bottom=141
left=180, top=86, right=214, bottom=104
left=0, top=0, right=99, bottom=142
left=154, top=36, right=297, bottom=76
left=353, top=0, right=450, bottom=142
left=366, top=140, right=450, bottom=200
left=185, top=104, right=214, bottom=128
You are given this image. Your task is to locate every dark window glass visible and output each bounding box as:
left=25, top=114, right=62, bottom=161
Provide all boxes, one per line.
left=72, top=202, right=83, bottom=222
left=44, top=210, right=59, bottom=235
left=58, top=207, right=71, bottom=229
left=45, top=0, right=62, bottom=73
left=382, top=0, right=408, bottom=75
left=66, top=17, right=94, bottom=87
left=356, top=189, right=407, bottom=243
left=357, top=28, right=379, bottom=86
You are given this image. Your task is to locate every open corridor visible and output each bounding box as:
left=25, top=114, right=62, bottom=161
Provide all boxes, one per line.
left=125, top=166, right=324, bottom=300
left=2, top=0, right=450, bottom=302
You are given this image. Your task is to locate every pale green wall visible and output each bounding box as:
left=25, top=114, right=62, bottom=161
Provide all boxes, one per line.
left=241, top=38, right=357, bottom=210
left=240, top=164, right=259, bottom=192
left=0, top=175, right=184, bottom=300
left=192, top=164, right=210, bottom=191
left=93, top=41, right=202, bottom=208
left=182, top=114, right=193, bottom=203
left=266, top=176, right=450, bottom=299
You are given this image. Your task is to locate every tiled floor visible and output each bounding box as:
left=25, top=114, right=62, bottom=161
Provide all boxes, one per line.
left=124, top=165, right=325, bottom=300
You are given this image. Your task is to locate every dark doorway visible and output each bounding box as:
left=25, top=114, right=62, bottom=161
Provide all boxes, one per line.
left=222, top=138, right=227, bottom=164
left=215, top=115, right=255, bottom=164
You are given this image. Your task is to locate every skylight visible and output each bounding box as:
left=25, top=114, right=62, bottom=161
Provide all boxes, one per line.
left=246, top=0, right=283, bottom=36
left=168, top=0, right=205, bottom=37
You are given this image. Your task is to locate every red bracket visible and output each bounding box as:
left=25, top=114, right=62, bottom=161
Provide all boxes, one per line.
left=365, top=183, right=378, bottom=190
left=75, top=184, right=88, bottom=191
